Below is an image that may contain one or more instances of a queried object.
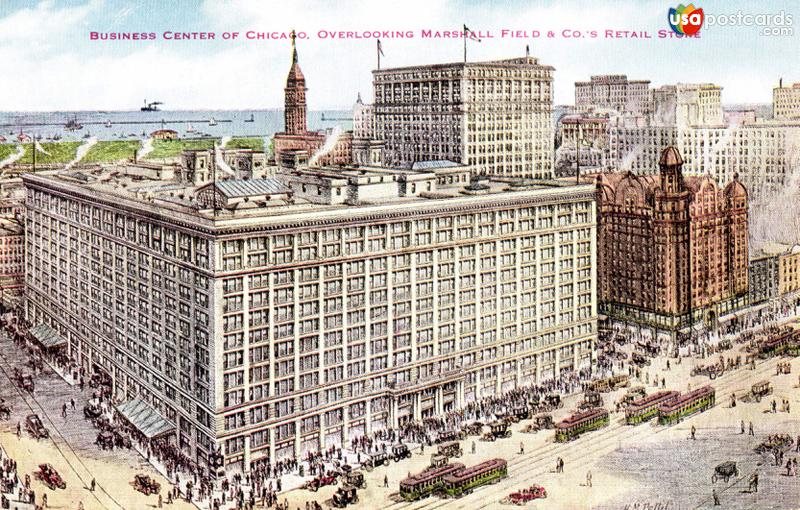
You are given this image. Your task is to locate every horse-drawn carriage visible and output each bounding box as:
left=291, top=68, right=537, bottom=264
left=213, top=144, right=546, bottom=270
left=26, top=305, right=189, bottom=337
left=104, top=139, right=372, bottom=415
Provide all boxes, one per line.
left=712, top=461, right=738, bottom=483
left=750, top=380, right=772, bottom=402
left=132, top=474, right=160, bottom=495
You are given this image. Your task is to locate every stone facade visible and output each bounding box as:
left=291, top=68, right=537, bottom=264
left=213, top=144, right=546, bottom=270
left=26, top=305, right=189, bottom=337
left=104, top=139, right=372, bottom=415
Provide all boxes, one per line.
left=595, top=147, right=749, bottom=330
left=574, top=75, right=652, bottom=115
left=373, top=56, right=554, bottom=178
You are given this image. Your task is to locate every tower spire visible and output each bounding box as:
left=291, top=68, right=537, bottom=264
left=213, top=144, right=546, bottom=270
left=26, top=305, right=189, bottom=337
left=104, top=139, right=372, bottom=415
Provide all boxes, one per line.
left=291, top=29, right=298, bottom=64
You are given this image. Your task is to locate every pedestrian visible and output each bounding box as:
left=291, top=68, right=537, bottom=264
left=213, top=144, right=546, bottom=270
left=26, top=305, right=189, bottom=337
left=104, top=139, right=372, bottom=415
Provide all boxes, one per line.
left=666, top=360, right=671, bottom=370
left=471, top=441, right=476, bottom=454
left=749, top=422, right=754, bottom=436
left=691, top=425, right=696, bottom=440
left=740, top=420, right=745, bottom=434
left=712, top=488, right=720, bottom=506
left=70, top=398, right=75, bottom=410
left=62, top=403, right=67, bottom=419
left=772, top=399, right=777, bottom=413
left=158, top=493, right=163, bottom=508
left=78, top=502, right=85, bottom=510
left=90, top=478, right=95, bottom=491
left=586, top=470, right=592, bottom=487
left=519, top=442, right=524, bottom=455
left=384, top=475, right=388, bottom=488
left=42, top=493, right=47, bottom=508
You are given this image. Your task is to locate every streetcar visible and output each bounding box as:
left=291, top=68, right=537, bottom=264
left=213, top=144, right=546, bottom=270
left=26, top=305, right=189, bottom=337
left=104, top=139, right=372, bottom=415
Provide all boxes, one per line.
left=757, top=327, right=799, bottom=359
left=441, top=458, right=508, bottom=498
left=554, top=408, right=609, bottom=442
left=399, top=462, right=465, bottom=501
left=625, top=391, right=679, bottom=425
left=657, top=386, right=715, bottom=425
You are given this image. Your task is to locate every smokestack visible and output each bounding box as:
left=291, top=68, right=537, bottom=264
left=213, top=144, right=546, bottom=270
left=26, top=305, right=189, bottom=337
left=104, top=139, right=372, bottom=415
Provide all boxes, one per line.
left=780, top=77, right=783, bottom=88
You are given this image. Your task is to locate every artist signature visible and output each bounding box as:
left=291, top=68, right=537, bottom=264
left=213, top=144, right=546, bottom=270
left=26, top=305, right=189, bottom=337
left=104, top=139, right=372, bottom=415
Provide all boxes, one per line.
left=619, top=501, right=673, bottom=510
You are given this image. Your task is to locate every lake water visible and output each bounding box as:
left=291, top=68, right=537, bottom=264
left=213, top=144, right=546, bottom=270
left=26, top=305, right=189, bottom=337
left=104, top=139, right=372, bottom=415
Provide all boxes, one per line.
left=0, top=110, right=352, bottom=142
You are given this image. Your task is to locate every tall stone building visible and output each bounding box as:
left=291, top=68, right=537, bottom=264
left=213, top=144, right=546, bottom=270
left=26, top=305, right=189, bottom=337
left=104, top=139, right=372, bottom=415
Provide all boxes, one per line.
left=272, top=38, right=352, bottom=169
left=773, top=80, right=800, bottom=120
left=595, top=147, right=748, bottom=333
left=373, top=56, right=554, bottom=178
left=574, top=75, right=652, bottom=115
left=23, top=164, right=597, bottom=471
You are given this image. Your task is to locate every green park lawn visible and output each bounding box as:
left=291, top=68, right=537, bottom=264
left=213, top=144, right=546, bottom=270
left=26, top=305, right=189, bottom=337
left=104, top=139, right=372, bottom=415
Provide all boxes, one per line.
left=82, top=141, right=142, bottom=163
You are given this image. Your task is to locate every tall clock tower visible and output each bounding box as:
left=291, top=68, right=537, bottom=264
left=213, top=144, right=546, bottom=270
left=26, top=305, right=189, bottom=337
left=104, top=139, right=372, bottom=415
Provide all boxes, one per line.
left=284, top=32, right=308, bottom=136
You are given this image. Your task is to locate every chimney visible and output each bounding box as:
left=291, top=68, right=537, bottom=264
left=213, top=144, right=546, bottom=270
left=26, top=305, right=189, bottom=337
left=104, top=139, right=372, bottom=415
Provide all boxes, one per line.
left=780, top=77, right=783, bottom=88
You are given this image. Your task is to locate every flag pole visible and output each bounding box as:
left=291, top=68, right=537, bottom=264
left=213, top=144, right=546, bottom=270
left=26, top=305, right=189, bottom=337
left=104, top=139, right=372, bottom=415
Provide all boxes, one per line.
left=377, top=39, right=381, bottom=70
left=463, top=26, right=467, bottom=63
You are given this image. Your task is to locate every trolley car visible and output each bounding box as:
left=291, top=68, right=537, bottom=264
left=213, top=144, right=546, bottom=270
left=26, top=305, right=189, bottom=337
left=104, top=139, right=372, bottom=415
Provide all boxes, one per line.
left=554, top=408, right=609, bottom=442
left=399, top=462, right=465, bottom=501
left=441, top=458, right=507, bottom=498
left=625, top=391, right=679, bottom=425
left=657, top=386, right=715, bottom=425
left=758, top=328, right=799, bottom=359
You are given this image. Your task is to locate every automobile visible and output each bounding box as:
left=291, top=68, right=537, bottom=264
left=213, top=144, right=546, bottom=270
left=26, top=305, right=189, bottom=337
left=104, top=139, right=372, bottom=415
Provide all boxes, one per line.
left=36, top=463, right=66, bottom=490
left=750, top=380, right=772, bottom=402
left=392, top=443, right=411, bottom=461
left=461, top=421, right=483, bottom=436
left=0, top=401, right=11, bottom=420
left=331, top=485, right=358, bottom=508
left=631, top=352, right=651, bottom=367
left=303, top=473, right=337, bottom=492
left=617, top=386, right=647, bottom=408
left=504, top=484, right=547, bottom=505
left=96, top=431, right=114, bottom=450
left=133, top=474, right=161, bottom=495
left=25, top=414, right=49, bottom=440
left=84, top=403, right=102, bottom=420
left=362, top=452, right=390, bottom=471
left=712, top=461, right=738, bottom=483
left=481, top=421, right=511, bottom=441
left=437, top=441, right=463, bottom=459
left=343, top=471, right=366, bottom=489
left=578, top=391, right=604, bottom=411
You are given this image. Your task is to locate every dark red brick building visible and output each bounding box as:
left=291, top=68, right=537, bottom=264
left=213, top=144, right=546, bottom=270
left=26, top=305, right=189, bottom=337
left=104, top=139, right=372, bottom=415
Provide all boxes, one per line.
left=595, top=146, right=748, bottom=331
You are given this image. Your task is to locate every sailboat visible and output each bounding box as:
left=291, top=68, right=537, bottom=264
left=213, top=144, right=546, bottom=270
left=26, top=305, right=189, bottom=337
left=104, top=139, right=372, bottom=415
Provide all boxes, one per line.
left=208, top=118, right=218, bottom=126
left=186, top=124, right=197, bottom=133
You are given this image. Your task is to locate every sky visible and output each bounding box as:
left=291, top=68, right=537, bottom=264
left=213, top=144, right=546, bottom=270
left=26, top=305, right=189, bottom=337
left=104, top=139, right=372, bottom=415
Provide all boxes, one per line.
left=1, top=0, right=798, bottom=111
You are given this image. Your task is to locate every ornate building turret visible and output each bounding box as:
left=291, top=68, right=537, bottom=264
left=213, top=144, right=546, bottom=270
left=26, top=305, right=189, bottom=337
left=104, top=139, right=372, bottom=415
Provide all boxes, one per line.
left=284, top=32, right=307, bottom=135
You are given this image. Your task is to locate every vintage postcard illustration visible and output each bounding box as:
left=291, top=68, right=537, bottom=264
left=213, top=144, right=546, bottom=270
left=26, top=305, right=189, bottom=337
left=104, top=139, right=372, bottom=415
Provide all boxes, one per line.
left=0, top=1, right=798, bottom=509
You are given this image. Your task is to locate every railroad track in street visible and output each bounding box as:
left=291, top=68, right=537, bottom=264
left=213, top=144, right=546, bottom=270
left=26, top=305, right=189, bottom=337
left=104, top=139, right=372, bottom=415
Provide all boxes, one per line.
left=0, top=332, right=126, bottom=510
left=383, top=356, right=782, bottom=510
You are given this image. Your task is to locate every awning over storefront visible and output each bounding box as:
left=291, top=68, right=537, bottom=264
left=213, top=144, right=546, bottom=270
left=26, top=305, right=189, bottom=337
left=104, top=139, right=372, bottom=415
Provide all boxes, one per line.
left=116, top=398, right=175, bottom=439
left=29, top=323, right=67, bottom=348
